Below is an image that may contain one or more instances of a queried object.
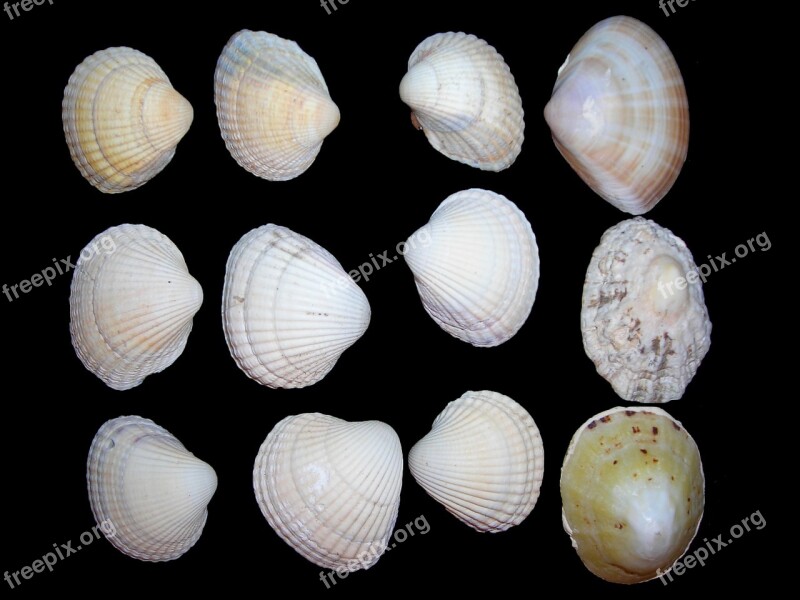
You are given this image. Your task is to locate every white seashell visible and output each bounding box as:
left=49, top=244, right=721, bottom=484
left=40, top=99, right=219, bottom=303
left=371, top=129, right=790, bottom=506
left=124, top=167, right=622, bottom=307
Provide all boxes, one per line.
left=214, top=30, right=340, bottom=181
left=544, top=16, right=689, bottom=214
left=87, top=416, right=218, bottom=562
left=222, top=224, right=370, bottom=388
left=253, top=413, right=403, bottom=571
left=561, top=406, right=704, bottom=584
left=400, top=32, right=524, bottom=171
left=404, top=189, right=539, bottom=347
left=581, top=217, right=711, bottom=402
left=63, top=47, right=193, bottom=194
left=69, top=224, right=203, bottom=391
left=409, top=390, right=543, bottom=532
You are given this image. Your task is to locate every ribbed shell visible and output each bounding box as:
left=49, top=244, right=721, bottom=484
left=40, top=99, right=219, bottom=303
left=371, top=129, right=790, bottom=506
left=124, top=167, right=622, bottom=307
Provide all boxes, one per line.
left=544, top=16, right=689, bottom=214
left=409, top=390, right=543, bottom=532
left=62, top=47, right=193, bottom=194
left=400, top=32, right=524, bottom=171
left=214, top=30, right=340, bottom=181
left=581, top=218, right=711, bottom=403
left=69, top=224, right=203, bottom=391
left=222, top=225, right=370, bottom=388
left=404, top=189, right=539, bottom=347
left=561, top=407, right=704, bottom=584
left=253, top=413, right=403, bottom=571
left=87, top=416, right=218, bottom=562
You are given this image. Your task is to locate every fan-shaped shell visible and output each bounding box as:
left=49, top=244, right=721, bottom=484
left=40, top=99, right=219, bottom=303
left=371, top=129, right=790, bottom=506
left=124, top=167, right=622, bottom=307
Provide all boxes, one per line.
left=404, top=189, right=539, bottom=347
left=214, top=30, right=340, bottom=181
left=253, top=413, right=403, bottom=571
left=581, top=217, right=711, bottom=403
left=69, top=224, right=203, bottom=391
left=222, top=224, right=370, bottom=388
left=409, top=390, right=543, bottom=532
left=400, top=32, right=524, bottom=171
left=87, top=416, right=217, bottom=561
left=544, top=16, right=689, bottom=214
left=62, top=47, right=193, bottom=194
left=560, top=406, right=704, bottom=584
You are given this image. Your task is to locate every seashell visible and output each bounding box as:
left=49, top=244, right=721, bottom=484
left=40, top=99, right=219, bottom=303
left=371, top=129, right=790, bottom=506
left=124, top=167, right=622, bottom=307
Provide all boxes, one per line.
left=69, top=224, right=203, bottom=391
left=404, top=189, right=539, bottom=347
left=62, top=47, right=193, bottom=194
left=399, top=32, right=524, bottom=171
left=87, top=416, right=218, bottom=561
left=214, top=30, right=340, bottom=181
left=581, top=217, right=711, bottom=403
left=544, top=16, right=689, bottom=214
left=253, top=413, right=403, bottom=571
left=222, top=224, right=370, bottom=389
left=560, top=406, right=704, bottom=584
left=409, top=390, right=543, bottom=532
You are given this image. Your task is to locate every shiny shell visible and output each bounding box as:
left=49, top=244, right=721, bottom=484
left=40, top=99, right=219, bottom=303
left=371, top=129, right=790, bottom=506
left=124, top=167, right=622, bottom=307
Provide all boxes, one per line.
left=400, top=32, right=524, bottom=171
left=69, top=224, right=203, bottom=391
left=409, top=390, right=544, bottom=532
left=581, top=217, right=711, bottom=402
left=214, top=30, right=340, bottom=181
left=253, top=413, right=403, bottom=571
left=222, top=224, right=370, bottom=388
left=404, top=189, right=539, bottom=346
left=544, top=16, right=689, bottom=214
left=63, top=47, right=193, bottom=193
left=560, top=406, right=704, bottom=584
left=87, top=416, right=217, bottom=561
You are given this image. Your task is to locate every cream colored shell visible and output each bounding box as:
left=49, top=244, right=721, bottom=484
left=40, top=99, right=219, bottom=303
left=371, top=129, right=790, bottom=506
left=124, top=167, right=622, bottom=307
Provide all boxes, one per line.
left=253, top=413, right=403, bottom=571
left=404, top=189, right=539, bottom=347
left=544, top=16, right=689, bottom=214
left=63, top=47, right=193, bottom=194
left=581, top=217, right=710, bottom=403
left=69, top=224, right=203, bottom=391
left=400, top=32, right=524, bottom=171
left=409, top=390, right=543, bottom=532
left=87, top=416, right=217, bottom=561
left=560, top=406, right=704, bottom=584
left=214, top=30, right=340, bottom=181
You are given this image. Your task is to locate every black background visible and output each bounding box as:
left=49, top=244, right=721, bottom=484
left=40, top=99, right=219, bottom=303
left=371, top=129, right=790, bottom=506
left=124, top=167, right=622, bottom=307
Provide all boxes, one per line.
left=0, top=0, right=779, bottom=595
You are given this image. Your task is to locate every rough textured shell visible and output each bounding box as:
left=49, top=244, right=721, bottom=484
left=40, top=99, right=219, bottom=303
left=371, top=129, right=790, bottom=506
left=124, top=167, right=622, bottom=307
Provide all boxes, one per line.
left=581, top=217, right=711, bottom=402
left=253, top=413, right=403, bottom=571
left=544, top=16, right=689, bottom=214
left=222, top=224, right=370, bottom=388
left=62, top=47, right=193, bottom=194
left=404, top=189, right=539, bottom=346
left=560, top=406, right=704, bottom=584
left=409, top=390, right=543, bottom=532
left=400, top=32, right=524, bottom=171
left=214, top=30, right=340, bottom=181
left=87, top=416, right=217, bottom=561
left=69, top=224, right=203, bottom=391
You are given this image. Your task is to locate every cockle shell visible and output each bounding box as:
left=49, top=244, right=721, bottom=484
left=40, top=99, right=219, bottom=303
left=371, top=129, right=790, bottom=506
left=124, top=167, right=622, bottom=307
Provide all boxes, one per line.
left=69, top=224, right=203, bottom=391
left=560, top=407, right=704, bottom=584
left=404, top=189, right=539, bottom=347
left=253, top=413, right=403, bottom=571
left=581, top=217, right=711, bottom=403
left=87, top=416, right=218, bottom=561
left=409, top=390, right=544, bottom=532
left=400, top=32, right=524, bottom=171
left=63, top=47, right=193, bottom=194
left=222, top=224, right=370, bottom=389
left=214, top=30, right=340, bottom=181
left=544, top=16, right=689, bottom=214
